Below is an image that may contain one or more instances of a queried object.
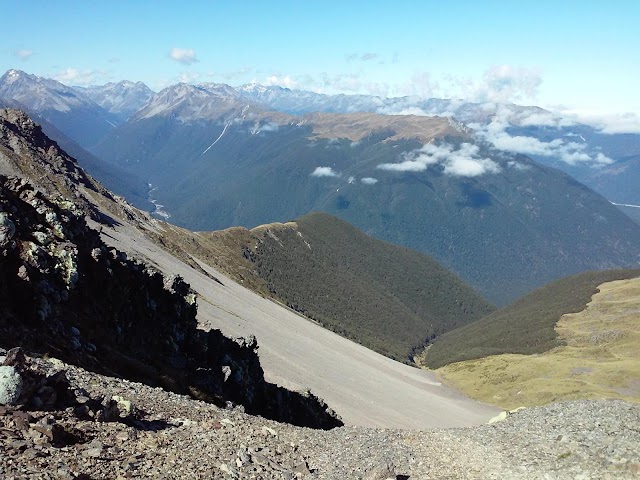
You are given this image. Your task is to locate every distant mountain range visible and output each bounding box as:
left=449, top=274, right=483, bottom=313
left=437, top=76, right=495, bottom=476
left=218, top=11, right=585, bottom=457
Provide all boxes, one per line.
left=2, top=69, right=638, bottom=204
left=74, top=80, right=153, bottom=122
left=2, top=69, right=640, bottom=304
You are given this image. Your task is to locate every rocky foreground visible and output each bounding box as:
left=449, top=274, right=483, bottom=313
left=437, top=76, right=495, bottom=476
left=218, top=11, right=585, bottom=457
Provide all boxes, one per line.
left=1, top=349, right=638, bottom=480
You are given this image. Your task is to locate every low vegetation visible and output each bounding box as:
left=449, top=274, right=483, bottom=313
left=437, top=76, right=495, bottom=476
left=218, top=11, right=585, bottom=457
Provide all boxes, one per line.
left=424, top=269, right=640, bottom=369
left=148, top=212, right=494, bottom=363
left=247, top=212, right=494, bottom=362
left=434, top=276, right=640, bottom=409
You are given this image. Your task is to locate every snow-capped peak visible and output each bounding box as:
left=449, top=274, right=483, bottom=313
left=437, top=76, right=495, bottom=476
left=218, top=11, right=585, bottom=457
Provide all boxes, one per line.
left=0, top=69, right=96, bottom=113
left=73, top=80, right=154, bottom=119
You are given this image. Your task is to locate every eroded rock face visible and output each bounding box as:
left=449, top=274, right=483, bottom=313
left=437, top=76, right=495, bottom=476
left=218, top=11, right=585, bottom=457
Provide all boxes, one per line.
left=0, top=169, right=340, bottom=429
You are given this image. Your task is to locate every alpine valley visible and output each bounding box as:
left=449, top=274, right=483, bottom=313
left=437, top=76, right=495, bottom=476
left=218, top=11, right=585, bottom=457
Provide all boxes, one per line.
left=1, top=69, right=639, bottom=306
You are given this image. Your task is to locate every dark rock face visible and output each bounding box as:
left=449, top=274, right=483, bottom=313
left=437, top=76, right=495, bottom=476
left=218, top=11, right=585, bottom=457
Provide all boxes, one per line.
left=0, top=112, right=342, bottom=429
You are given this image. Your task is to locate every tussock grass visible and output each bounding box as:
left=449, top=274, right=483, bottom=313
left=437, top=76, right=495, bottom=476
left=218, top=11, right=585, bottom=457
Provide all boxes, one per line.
left=425, top=269, right=640, bottom=369
left=434, top=275, right=640, bottom=409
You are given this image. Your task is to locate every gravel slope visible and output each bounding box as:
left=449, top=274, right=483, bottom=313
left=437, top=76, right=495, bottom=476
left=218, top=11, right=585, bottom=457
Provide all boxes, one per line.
left=2, top=355, right=638, bottom=479
left=94, top=220, right=499, bottom=429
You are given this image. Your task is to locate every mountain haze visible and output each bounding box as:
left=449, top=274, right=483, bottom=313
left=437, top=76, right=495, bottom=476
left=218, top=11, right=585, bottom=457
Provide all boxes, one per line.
left=4, top=70, right=640, bottom=304
left=74, top=80, right=154, bottom=121
left=238, top=84, right=640, bottom=206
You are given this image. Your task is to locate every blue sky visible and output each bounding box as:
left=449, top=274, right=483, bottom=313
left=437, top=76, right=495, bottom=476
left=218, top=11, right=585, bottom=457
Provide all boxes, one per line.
left=2, top=1, right=639, bottom=128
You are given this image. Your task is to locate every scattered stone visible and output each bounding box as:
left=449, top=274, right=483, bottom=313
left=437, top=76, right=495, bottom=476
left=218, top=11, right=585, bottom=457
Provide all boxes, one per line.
left=365, top=459, right=397, bottom=480
left=82, top=439, right=104, bottom=458
left=262, top=425, right=277, bottom=436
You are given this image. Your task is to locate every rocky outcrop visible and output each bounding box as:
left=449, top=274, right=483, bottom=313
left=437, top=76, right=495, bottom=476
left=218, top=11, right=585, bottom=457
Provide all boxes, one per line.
left=0, top=174, right=339, bottom=428
left=0, top=109, right=341, bottom=430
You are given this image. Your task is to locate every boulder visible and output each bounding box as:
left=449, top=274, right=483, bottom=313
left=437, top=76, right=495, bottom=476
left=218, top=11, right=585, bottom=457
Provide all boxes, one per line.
left=0, top=365, right=22, bottom=405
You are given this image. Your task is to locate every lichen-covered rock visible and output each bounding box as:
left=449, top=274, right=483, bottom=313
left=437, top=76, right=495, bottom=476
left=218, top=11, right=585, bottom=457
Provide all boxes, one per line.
left=0, top=211, right=15, bottom=247
left=0, top=365, right=22, bottom=405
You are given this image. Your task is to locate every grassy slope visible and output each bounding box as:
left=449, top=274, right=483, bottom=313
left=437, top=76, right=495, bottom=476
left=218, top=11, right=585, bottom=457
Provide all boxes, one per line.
left=424, top=269, right=640, bottom=369
left=435, top=276, right=640, bottom=409
left=250, top=212, right=494, bottom=362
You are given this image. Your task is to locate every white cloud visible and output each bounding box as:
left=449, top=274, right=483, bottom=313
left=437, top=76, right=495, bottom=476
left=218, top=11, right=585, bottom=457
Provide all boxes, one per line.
left=250, top=122, right=279, bottom=134
left=15, top=49, right=33, bottom=60
left=402, top=71, right=439, bottom=99
left=556, top=109, right=640, bottom=134
left=595, top=152, right=614, bottom=165
left=507, top=160, right=530, bottom=171
left=345, top=52, right=380, bottom=62
left=473, top=65, right=542, bottom=103
left=311, top=166, right=340, bottom=177
left=378, top=142, right=500, bottom=177
left=433, top=65, right=542, bottom=103
left=381, top=106, right=431, bottom=116
left=213, top=66, right=253, bottom=81
left=348, top=176, right=355, bottom=184
left=293, top=71, right=391, bottom=98
left=264, top=74, right=297, bottom=89
left=178, top=71, right=200, bottom=83
left=53, top=68, right=104, bottom=86
left=361, top=177, right=378, bottom=184
left=169, top=48, right=198, bottom=65
left=471, top=106, right=613, bottom=166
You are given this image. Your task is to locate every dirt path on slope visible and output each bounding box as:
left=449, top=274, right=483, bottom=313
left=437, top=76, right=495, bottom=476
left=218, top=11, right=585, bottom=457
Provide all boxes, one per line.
left=96, top=221, right=499, bottom=428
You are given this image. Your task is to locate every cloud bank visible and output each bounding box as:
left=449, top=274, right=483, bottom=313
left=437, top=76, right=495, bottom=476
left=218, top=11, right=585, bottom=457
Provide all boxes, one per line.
left=361, top=177, right=378, bottom=184
left=471, top=107, right=614, bottom=166
left=311, top=166, right=340, bottom=177
left=558, top=109, right=640, bottom=135
left=169, top=48, right=198, bottom=65
left=378, top=143, right=500, bottom=177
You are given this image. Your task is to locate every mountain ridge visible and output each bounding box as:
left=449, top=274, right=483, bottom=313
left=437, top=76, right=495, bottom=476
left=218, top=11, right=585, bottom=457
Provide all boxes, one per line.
left=0, top=70, right=117, bottom=148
